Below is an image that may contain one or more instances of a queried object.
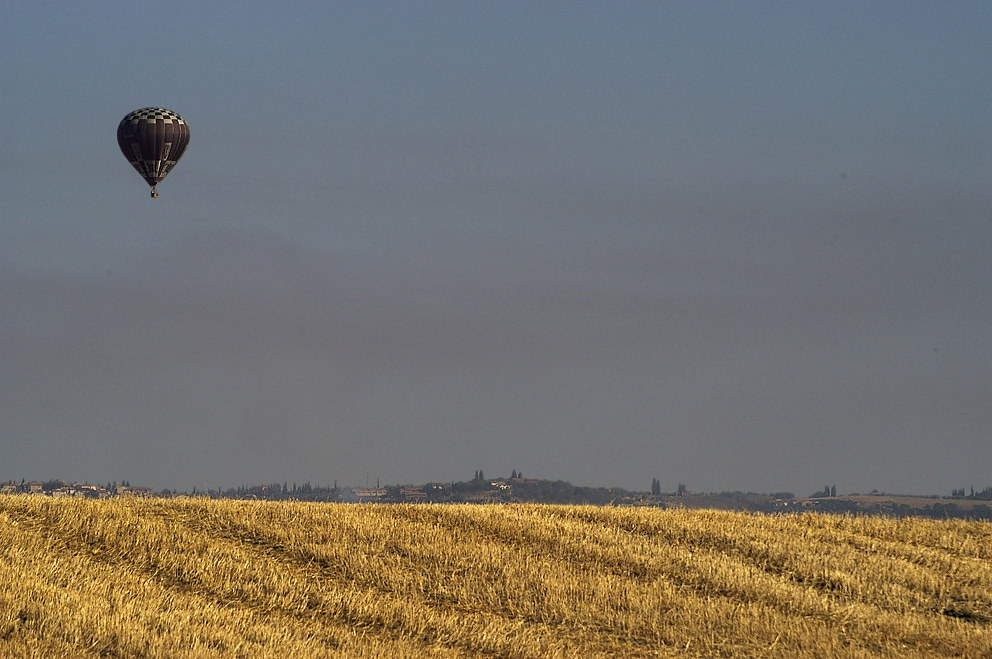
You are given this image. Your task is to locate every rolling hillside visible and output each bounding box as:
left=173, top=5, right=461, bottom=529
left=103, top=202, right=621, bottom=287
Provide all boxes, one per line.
left=1, top=496, right=990, bottom=658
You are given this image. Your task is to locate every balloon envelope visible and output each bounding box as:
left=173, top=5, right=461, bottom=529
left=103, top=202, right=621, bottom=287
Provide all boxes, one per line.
left=117, top=108, right=190, bottom=195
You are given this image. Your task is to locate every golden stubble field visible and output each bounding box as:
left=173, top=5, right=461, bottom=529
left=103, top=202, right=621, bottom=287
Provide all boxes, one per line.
left=0, top=496, right=990, bottom=658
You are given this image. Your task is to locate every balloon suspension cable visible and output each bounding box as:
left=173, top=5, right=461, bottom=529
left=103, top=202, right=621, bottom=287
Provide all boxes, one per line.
left=150, top=186, right=159, bottom=198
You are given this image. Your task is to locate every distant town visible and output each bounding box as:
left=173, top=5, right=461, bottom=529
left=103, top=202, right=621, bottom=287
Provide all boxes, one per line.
left=3, top=475, right=991, bottom=521
left=1, top=480, right=152, bottom=499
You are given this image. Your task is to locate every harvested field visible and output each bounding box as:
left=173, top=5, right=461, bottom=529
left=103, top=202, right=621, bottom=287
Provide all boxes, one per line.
left=1, top=496, right=990, bottom=657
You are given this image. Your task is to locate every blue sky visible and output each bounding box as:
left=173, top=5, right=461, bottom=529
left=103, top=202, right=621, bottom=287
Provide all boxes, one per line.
left=2, top=2, right=991, bottom=496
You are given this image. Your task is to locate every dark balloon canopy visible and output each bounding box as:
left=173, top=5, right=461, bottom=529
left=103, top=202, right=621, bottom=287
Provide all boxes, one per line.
left=117, top=108, right=190, bottom=198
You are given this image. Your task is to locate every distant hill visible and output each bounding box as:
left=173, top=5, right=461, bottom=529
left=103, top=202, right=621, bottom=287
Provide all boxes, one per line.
left=6, top=477, right=992, bottom=520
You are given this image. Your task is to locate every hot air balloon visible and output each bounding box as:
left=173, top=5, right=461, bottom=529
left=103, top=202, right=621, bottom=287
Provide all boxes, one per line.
left=117, top=108, right=190, bottom=198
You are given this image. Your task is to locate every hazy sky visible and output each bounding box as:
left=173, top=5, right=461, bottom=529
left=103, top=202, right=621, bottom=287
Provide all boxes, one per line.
left=2, top=2, right=990, bottom=496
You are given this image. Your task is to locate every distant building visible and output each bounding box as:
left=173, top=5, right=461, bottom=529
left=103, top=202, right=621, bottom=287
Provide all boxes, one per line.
left=401, top=488, right=428, bottom=501
left=117, top=486, right=152, bottom=498
left=353, top=488, right=387, bottom=500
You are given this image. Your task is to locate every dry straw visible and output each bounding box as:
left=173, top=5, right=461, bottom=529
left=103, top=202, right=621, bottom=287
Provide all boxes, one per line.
left=1, top=496, right=990, bottom=658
